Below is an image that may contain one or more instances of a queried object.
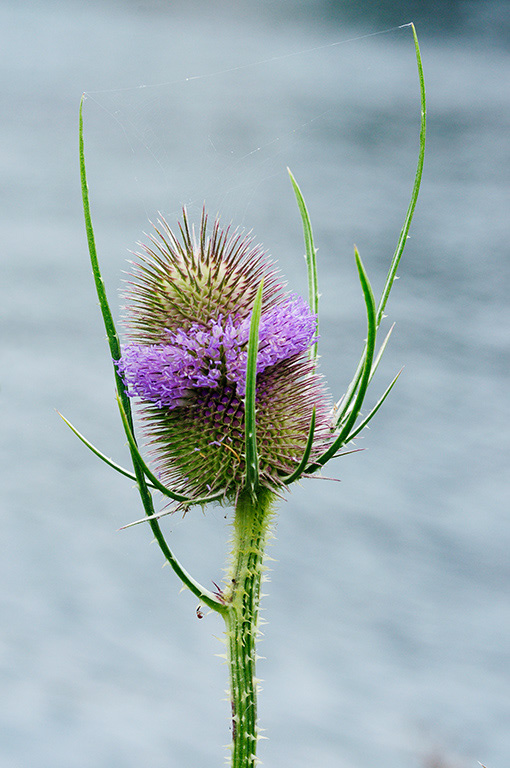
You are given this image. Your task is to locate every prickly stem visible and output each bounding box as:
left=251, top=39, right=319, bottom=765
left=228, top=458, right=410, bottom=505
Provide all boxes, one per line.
left=223, top=489, right=275, bottom=768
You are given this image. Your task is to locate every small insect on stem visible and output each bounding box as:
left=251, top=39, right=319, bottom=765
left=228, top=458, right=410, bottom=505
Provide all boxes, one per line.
left=196, top=605, right=204, bottom=619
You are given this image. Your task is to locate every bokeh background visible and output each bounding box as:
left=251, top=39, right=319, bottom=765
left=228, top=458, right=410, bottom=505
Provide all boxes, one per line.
left=1, top=1, right=509, bottom=767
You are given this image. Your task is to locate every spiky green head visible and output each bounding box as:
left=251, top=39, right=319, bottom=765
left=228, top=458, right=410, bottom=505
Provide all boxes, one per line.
left=117, top=210, right=333, bottom=502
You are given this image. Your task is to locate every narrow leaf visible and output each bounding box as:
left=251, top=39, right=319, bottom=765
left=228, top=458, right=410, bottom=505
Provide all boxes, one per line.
left=376, top=23, right=427, bottom=326
left=244, top=279, right=264, bottom=497
left=282, top=406, right=316, bottom=485
left=369, top=323, right=395, bottom=385
left=79, top=97, right=130, bottom=404
left=308, top=248, right=377, bottom=471
left=288, top=168, right=319, bottom=361
left=332, top=357, right=364, bottom=430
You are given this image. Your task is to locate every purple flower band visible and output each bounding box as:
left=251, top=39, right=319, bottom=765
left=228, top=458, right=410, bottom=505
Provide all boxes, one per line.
left=116, top=294, right=317, bottom=408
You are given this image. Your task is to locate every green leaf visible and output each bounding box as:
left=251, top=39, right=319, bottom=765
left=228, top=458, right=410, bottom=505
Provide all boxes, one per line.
left=288, top=168, right=319, bottom=362
left=308, top=248, right=377, bottom=471
left=376, top=22, right=426, bottom=326
left=282, top=406, right=316, bottom=485
left=244, top=279, right=264, bottom=497
left=79, top=97, right=130, bottom=410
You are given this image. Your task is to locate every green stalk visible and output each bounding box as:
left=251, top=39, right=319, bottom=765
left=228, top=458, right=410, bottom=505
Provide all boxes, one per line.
left=223, top=489, right=275, bottom=768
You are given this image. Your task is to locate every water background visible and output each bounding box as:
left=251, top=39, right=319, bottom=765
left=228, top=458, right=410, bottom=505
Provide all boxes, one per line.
left=1, top=1, right=509, bottom=767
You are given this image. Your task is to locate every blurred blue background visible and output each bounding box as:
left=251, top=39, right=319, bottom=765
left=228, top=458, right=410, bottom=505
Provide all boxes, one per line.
left=1, top=1, right=509, bottom=767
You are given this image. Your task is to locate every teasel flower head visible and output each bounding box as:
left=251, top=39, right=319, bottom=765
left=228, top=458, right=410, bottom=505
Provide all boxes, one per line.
left=116, top=210, right=334, bottom=502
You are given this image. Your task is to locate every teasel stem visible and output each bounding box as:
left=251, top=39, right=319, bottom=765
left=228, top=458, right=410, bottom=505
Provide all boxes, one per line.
left=223, top=488, right=275, bottom=768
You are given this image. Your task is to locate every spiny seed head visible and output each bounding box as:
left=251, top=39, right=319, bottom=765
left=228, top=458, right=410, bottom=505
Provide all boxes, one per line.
left=117, top=209, right=333, bottom=502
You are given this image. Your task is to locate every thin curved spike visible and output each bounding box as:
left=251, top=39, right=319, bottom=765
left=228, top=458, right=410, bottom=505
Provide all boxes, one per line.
left=377, top=23, right=426, bottom=326
left=344, top=368, right=403, bottom=443
left=307, top=248, right=377, bottom=471
left=58, top=411, right=156, bottom=487
left=332, top=357, right=364, bottom=430
left=335, top=322, right=395, bottom=429
left=282, top=406, right=316, bottom=485
left=333, top=25, right=426, bottom=429
left=369, top=323, right=395, bottom=385
left=119, top=506, right=180, bottom=530
left=244, top=279, right=264, bottom=498
left=328, top=448, right=365, bottom=460
left=288, top=169, right=319, bottom=362
left=79, top=97, right=132, bottom=416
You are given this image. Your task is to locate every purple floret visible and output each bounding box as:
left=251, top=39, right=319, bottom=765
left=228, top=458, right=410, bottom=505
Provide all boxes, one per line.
left=115, top=344, right=221, bottom=408
left=116, top=294, right=317, bottom=408
left=226, top=294, right=318, bottom=394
